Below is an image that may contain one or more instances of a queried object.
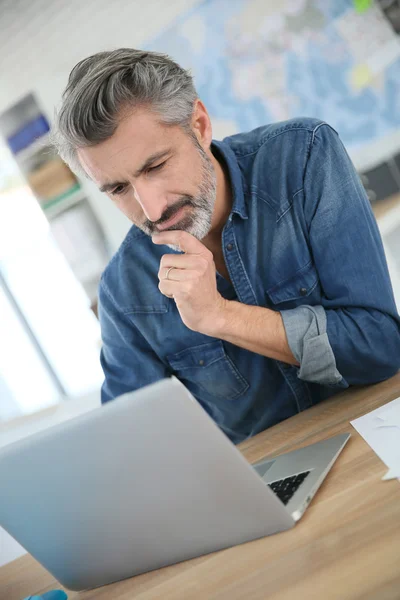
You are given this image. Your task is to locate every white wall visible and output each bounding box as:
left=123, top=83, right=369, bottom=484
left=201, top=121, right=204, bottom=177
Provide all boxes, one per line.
left=0, top=0, right=202, bottom=254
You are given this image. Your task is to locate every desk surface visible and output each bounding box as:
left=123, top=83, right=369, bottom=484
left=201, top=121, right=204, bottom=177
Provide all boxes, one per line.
left=2, top=373, right=400, bottom=600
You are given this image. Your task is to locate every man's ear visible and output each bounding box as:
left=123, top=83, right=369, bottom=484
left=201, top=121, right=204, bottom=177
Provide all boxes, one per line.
left=191, top=99, right=212, bottom=148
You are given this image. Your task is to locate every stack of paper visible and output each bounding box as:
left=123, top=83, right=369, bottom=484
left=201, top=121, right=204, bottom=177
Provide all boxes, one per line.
left=351, top=396, right=400, bottom=482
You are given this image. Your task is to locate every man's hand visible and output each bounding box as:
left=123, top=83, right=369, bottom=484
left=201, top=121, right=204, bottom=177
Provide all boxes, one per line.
left=153, top=230, right=298, bottom=365
left=152, top=230, right=227, bottom=335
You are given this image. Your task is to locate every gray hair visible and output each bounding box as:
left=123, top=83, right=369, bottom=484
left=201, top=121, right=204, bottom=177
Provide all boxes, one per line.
left=52, top=48, right=198, bottom=173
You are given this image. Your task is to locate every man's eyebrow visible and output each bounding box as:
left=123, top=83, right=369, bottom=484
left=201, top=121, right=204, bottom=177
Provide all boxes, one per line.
left=99, top=149, right=172, bottom=193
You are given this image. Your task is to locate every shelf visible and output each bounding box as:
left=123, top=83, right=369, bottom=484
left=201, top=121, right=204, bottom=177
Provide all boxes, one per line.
left=372, top=193, right=400, bottom=221
left=13, top=131, right=52, bottom=163
left=42, top=186, right=87, bottom=220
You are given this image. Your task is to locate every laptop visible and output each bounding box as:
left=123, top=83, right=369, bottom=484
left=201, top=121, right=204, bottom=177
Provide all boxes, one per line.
left=0, top=377, right=350, bottom=591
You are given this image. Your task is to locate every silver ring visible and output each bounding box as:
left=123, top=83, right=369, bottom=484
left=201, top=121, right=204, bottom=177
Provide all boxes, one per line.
left=165, top=266, right=175, bottom=280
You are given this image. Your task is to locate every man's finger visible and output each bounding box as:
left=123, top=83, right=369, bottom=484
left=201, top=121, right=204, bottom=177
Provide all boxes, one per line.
left=161, top=267, right=198, bottom=282
left=152, top=230, right=210, bottom=255
left=160, top=253, right=208, bottom=271
left=158, top=278, right=190, bottom=298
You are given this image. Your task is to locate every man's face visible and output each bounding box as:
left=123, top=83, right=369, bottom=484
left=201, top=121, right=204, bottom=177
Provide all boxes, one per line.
left=77, top=108, right=217, bottom=243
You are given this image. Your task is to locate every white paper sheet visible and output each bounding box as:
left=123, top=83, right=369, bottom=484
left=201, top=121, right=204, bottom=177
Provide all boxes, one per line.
left=350, top=396, right=400, bottom=482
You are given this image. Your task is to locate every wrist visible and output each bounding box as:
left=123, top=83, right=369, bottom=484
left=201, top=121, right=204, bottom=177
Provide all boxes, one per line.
left=200, top=297, right=235, bottom=337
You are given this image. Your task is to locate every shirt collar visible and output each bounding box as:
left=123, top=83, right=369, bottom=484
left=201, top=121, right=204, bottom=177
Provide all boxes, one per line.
left=211, top=139, right=248, bottom=220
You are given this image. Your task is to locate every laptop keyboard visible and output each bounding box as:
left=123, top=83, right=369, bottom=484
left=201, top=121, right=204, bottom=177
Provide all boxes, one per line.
left=268, top=471, right=310, bottom=505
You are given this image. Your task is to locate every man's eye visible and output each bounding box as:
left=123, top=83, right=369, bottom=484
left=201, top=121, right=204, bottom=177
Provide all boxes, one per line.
left=111, top=185, right=126, bottom=196
left=147, top=161, right=166, bottom=174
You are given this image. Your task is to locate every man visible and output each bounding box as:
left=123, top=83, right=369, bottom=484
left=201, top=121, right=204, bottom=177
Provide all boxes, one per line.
left=53, top=48, right=400, bottom=444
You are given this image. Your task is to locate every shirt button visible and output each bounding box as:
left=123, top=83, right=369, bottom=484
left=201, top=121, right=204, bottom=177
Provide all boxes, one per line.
left=199, top=359, right=204, bottom=366
left=226, top=243, right=233, bottom=251
left=300, top=287, right=308, bottom=296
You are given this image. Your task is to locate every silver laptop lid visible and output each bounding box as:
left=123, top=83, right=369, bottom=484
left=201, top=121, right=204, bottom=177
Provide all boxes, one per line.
left=0, top=377, right=293, bottom=591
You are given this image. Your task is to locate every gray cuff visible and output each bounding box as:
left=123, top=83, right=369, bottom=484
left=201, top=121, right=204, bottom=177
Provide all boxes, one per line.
left=281, top=305, right=343, bottom=385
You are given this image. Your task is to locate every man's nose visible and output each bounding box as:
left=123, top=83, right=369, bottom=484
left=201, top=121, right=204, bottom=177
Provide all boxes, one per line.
left=132, top=184, right=167, bottom=223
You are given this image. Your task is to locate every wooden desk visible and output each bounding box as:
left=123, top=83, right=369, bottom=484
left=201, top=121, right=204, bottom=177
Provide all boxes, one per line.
left=2, top=374, right=400, bottom=600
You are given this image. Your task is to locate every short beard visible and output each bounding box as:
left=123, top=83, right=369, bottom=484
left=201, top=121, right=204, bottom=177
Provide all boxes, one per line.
left=139, top=136, right=217, bottom=251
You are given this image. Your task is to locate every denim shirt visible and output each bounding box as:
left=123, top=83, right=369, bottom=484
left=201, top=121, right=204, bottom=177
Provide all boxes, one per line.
left=99, top=118, right=400, bottom=444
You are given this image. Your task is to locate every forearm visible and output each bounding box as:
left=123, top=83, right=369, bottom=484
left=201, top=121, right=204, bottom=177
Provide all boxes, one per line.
left=204, top=299, right=299, bottom=365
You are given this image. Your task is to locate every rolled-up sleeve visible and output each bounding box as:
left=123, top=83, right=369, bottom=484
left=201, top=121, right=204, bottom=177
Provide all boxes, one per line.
left=281, top=305, right=342, bottom=385
left=282, top=123, right=400, bottom=386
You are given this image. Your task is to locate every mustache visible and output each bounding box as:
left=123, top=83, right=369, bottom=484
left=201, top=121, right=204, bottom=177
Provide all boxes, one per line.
left=144, top=197, right=195, bottom=232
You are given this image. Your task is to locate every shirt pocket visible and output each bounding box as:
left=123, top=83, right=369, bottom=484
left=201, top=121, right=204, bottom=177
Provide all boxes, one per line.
left=266, top=260, right=320, bottom=308
left=166, top=340, right=249, bottom=400
left=123, top=304, right=169, bottom=315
